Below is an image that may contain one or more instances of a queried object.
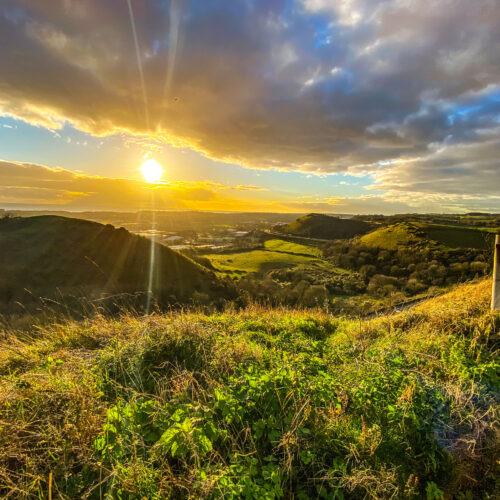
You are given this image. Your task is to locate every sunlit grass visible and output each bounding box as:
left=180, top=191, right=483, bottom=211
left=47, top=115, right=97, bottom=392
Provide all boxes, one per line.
left=0, top=280, right=498, bottom=498
left=203, top=239, right=346, bottom=277
left=205, top=249, right=316, bottom=275
left=360, top=222, right=492, bottom=250
left=263, top=238, right=322, bottom=256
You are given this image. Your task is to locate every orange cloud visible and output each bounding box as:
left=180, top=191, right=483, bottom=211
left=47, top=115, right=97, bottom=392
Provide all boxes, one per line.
left=0, top=160, right=296, bottom=212
left=2, top=159, right=441, bottom=214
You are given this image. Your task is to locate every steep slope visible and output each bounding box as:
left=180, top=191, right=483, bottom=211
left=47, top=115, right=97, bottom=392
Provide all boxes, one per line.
left=360, top=221, right=492, bottom=250
left=0, top=215, right=230, bottom=305
left=281, top=213, right=372, bottom=239
left=0, top=280, right=497, bottom=498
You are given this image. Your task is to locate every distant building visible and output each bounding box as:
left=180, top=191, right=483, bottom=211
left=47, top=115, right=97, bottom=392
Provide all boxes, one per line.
left=163, top=235, right=184, bottom=244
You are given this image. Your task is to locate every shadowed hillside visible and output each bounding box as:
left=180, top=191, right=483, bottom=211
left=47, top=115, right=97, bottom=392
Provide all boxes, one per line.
left=280, top=213, right=372, bottom=239
left=0, top=280, right=498, bottom=498
left=0, top=215, right=231, bottom=308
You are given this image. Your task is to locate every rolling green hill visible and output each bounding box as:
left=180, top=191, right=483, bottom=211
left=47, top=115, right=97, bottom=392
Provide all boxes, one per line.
left=0, top=215, right=230, bottom=307
left=0, top=280, right=498, bottom=498
left=280, top=213, right=372, bottom=240
left=360, top=221, right=493, bottom=250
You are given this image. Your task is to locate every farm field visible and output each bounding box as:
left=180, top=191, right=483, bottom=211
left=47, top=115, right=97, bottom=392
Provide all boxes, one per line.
left=424, top=224, right=492, bottom=249
left=203, top=238, right=346, bottom=277
left=263, top=238, right=323, bottom=257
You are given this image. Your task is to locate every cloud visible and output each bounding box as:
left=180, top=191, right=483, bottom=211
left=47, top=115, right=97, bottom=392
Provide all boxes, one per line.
left=0, top=159, right=410, bottom=214
left=366, top=132, right=500, bottom=211
left=233, top=185, right=269, bottom=191
left=0, top=0, right=499, bottom=204
left=0, top=160, right=273, bottom=211
left=4, top=159, right=486, bottom=214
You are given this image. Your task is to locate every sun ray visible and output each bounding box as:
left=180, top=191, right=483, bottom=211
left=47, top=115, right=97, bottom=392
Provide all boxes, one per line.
left=126, top=0, right=149, bottom=128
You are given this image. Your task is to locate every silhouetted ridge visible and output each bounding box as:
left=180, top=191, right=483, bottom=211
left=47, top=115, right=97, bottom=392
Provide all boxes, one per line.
left=281, top=213, right=372, bottom=239
left=0, top=215, right=230, bottom=306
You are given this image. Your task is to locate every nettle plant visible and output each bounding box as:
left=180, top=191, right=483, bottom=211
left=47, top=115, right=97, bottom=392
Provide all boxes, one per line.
left=92, top=342, right=458, bottom=498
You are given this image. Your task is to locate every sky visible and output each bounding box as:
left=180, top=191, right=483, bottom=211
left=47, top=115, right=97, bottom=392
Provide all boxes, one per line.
left=1, top=0, right=500, bottom=214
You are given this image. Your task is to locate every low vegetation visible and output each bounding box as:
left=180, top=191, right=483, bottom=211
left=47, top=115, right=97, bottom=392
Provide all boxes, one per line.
left=204, top=249, right=318, bottom=277
left=323, top=227, right=491, bottom=309
left=1, top=280, right=498, bottom=498
left=264, top=239, right=323, bottom=257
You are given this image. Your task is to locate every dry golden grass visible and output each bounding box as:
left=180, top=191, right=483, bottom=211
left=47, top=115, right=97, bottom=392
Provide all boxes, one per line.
left=0, top=280, right=497, bottom=498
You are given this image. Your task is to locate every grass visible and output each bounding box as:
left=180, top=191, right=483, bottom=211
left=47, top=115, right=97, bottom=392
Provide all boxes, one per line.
left=0, top=280, right=498, bottom=498
left=360, top=222, right=492, bottom=250
left=204, top=249, right=316, bottom=276
left=263, top=239, right=322, bottom=257
left=359, top=223, right=423, bottom=249
left=424, top=224, right=491, bottom=249
left=203, top=239, right=344, bottom=277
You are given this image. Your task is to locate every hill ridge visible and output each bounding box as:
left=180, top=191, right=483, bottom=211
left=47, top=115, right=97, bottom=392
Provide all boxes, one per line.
left=280, top=213, right=372, bottom=239
left=0, top=215, right=231, bottom=309
left=359, top=221, right=493, bottom=250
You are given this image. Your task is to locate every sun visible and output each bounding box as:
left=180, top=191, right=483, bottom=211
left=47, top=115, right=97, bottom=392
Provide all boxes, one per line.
left=141, top=159, right=163, bottom=183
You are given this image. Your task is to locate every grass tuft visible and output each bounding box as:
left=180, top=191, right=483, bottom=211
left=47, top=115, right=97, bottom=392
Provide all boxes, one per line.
left=0, top=281, right=498, bottom=498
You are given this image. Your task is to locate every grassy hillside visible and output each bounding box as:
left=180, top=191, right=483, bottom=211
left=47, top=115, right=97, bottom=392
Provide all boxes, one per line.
left=360, top=222, right=492, bottom=250
left=281, top=214, right=372, bottom=240
left=0, top=280, right=498, bottom=498
left=206, top=249, right=318, bottom=276
left=0, top=215, right=230, bottom=308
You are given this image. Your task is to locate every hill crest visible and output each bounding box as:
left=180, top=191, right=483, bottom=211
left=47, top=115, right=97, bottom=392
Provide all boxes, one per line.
left=0, top=215, right=231, bottom=308
left=359, top=221, right=493, bottom=250
left=280, top=213, right=372, bottom=240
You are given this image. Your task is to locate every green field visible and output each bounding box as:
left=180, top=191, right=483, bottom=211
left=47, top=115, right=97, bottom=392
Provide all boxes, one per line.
left=205, top=249, right=314, bottom=275
left=263, top=238, right=322, bottom=256
left=204, top=239, right=342, bottom=276
left=424, top=224, right=492, bottom=249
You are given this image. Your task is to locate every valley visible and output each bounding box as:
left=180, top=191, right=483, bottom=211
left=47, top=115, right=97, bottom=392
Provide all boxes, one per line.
left=1, top=211, right=496, bottom=317
left=0, top=210, right=498, bottom=498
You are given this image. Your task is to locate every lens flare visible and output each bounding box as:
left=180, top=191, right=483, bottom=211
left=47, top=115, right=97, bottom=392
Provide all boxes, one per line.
left=141, top=159, right=163, bottom=183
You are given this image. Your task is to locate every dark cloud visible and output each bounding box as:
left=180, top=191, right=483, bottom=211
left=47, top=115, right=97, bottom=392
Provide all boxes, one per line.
left=1, top=0, right=500, bottom=202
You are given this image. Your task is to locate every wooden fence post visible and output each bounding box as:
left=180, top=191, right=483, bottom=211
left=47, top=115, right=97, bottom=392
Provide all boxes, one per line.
left=492, top=234, right=500, bottom=310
